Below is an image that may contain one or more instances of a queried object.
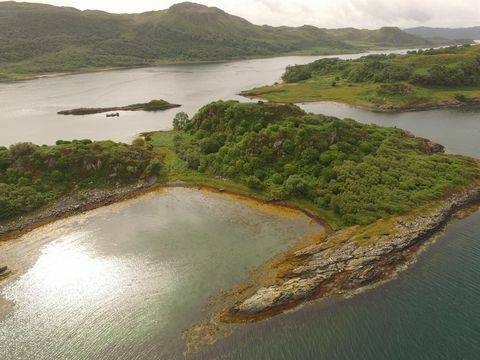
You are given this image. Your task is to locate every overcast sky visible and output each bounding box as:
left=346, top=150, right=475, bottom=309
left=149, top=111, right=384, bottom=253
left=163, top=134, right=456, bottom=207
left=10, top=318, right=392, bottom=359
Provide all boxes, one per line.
left=14, top=0, right=480, bottom=29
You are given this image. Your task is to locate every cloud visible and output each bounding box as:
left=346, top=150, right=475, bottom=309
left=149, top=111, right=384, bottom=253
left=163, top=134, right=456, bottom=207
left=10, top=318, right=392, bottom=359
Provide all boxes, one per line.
left=9, top=0, right=480, bottom=28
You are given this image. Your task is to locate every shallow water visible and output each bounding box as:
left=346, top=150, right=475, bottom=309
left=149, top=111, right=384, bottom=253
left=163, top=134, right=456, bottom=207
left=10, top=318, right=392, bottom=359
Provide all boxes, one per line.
left=203, top=211, right=480, bottom=360
left=0, top=188, right=323, bottom=359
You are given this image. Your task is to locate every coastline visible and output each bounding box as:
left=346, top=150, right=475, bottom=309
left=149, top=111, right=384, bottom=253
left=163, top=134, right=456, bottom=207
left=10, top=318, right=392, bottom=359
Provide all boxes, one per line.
left=0, top=45, right=439, bottom=84
left=2, top=173, right=480, bottom=353
left=219, top=187, right=480, bottom=323
left=241, top=92, right=480, bottom=113
left=0, top=179, right=333, bottom=284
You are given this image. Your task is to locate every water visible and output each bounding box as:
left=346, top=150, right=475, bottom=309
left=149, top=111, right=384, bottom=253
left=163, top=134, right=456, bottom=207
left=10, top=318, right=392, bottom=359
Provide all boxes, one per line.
left=0, top=188, right=323, bottom=359
left=302, top=102, right=480, bottom=158
left=0, top=48, right=418, bottom=147
left=1, top=51, right=480, bottom=359
left=204, top=211, right=480, bottom=360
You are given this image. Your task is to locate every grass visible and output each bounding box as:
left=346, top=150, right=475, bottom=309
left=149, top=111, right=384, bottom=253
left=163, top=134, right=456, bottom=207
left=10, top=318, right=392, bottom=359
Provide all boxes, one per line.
left=243, top=45, right=480, bottom=111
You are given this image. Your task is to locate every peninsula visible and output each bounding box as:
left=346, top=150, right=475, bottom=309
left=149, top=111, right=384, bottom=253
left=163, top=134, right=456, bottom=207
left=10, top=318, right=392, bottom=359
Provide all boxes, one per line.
left=58, top=99, right=180, bottom=115
left=2, top=101, right=480, bottom=324
left=146, top=101, right=480, bottom=324
left=242, top=44, right=480, bottom=112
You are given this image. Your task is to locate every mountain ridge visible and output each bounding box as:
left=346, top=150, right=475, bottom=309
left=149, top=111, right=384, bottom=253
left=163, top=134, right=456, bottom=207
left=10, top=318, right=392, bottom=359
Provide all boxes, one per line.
left=0, top=1, right=452, bottom=81
left=404, top=26, right=480, bottom=40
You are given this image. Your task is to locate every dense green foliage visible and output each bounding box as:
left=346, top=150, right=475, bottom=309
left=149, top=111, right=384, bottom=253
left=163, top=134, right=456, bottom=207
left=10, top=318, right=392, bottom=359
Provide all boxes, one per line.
left=282, top=45, right=480, bottom=86
left=0, top=140, right=160, bottom=221
left=173, top=101, right=478, bottom=225
left=58, top=99, right=180, bottom=115
left=0, top=2, right=435, bottom=80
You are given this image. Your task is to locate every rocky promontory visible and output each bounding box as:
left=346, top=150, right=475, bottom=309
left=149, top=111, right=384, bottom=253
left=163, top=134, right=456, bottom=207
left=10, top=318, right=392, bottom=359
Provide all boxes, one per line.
left=224, top=188, right=480, bottom=321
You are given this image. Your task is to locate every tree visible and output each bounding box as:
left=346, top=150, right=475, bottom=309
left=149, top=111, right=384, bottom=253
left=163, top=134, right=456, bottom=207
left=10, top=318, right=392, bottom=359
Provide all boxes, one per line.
left=173, top=112, right=190, bottom=130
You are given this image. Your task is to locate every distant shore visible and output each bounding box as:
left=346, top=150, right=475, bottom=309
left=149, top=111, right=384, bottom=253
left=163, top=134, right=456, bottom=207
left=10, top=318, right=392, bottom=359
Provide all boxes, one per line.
left=242, top=90, right=480, bottom=113
left=0, top=45, right=432, bottom=84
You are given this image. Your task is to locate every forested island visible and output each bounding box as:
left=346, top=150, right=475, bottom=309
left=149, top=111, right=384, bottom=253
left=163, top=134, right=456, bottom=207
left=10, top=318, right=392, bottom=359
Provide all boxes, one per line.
left=58, top=99, right=180, bottom=115
left=0, top=2, right=462, bottom=81
left=243, top=44, right=480, bottom=112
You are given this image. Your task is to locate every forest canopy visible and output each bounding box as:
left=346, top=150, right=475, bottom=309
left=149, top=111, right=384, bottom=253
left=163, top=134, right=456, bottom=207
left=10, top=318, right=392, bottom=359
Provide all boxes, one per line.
left=0, top=140, right=161, bottom=221
left=172, top=101, right=478, bottom=225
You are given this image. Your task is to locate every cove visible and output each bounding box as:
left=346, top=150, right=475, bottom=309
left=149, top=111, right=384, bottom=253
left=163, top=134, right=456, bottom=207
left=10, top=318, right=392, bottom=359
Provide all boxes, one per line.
left=0, top=188, right=323, bottom=359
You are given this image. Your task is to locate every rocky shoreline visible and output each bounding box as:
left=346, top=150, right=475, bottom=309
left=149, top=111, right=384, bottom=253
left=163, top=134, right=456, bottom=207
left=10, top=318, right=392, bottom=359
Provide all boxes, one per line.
left=0, top=179, right=158, bottom=244
left=223, top=187, right=480, bottom=322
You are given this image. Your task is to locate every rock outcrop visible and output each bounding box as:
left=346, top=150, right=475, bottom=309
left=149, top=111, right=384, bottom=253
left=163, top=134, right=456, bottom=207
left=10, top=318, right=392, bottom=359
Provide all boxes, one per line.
left=227, top=188, right=480, bottom=320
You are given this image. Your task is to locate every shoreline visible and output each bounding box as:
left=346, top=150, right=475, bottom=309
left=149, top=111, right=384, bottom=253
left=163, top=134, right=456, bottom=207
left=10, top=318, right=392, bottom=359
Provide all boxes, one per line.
left=0, top=180, right=333, bottom=283
left=2, top=176, right=480, bottom=323
left=218, top=187, right=480, bottom=323
left=241, top=92, right=480, bottom=113
left=0, top=45, right=440, bottom=84
left=2, top=175, right=480, bottom=353
left=0, top=181, right=332, bottom=244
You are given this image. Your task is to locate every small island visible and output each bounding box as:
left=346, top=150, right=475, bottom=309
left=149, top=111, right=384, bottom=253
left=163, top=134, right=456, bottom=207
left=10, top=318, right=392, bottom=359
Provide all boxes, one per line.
left=58, top=99, right=181, bottom=115
left=242, top=44, right=480, bottom=112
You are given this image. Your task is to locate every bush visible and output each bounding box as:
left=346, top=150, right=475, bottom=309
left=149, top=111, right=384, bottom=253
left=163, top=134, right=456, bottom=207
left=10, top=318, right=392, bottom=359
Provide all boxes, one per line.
left=246, top=175, right=263, bottom=190
left=132, top=137, right=145, bottom=147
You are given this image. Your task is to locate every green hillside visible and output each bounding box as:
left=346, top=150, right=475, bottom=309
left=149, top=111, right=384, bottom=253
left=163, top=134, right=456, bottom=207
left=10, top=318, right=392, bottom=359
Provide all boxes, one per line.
left=0, top=1, right=440, bottom=81
left=325, top=27, right=433, bottom=48
left=0, top=140, right=161, bottom=222
left=244, top=44, right=480, bottom=111
left=151, top=101, right=478, bottom=227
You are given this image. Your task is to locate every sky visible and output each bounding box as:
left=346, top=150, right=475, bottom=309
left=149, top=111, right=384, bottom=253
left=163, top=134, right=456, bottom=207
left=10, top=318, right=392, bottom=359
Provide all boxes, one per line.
left=12, top=0, right=480, bottom=29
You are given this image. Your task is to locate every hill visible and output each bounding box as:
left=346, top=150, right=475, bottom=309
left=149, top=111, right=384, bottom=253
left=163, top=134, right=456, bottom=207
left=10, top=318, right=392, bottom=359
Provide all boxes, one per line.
left=405, top=26, right=480, bottom=41
left=326, top=27, right=432, bottom=48
left=243, top=44, right=480, bottom=112
left=0, top=1, right=439, bottom=81
left=152, top=101, right=478, bottom=227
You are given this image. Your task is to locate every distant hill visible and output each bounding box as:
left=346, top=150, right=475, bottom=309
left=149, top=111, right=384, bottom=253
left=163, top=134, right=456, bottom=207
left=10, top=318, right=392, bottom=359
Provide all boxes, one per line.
left=404, top=26, right=480, bottom=41
left=0, top=1, right=440, bottom=80
left=326, top=27, right=430, bottom=47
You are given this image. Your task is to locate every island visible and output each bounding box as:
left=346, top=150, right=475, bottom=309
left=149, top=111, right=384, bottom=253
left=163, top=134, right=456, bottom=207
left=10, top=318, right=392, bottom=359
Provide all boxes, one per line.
left=242, top=44, right=480, bottom=112
left=57, top=99, right=181, bottom=115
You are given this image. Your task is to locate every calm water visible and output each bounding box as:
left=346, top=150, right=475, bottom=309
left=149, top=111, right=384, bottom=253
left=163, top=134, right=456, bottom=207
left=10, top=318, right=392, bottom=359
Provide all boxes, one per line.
left=0, top=48, right=416, bottom=147
left=302, top=102, right=480, bottom=158
left=0, top=51, right=480, bottom=359
left=0, top=188, right=323, bottom=359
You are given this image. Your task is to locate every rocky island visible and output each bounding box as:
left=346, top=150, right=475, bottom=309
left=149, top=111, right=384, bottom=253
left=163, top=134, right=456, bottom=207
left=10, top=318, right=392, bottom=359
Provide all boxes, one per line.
left=58, top=99, right=180, bottom=115
left=242, top=44, right=480, bottom=112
